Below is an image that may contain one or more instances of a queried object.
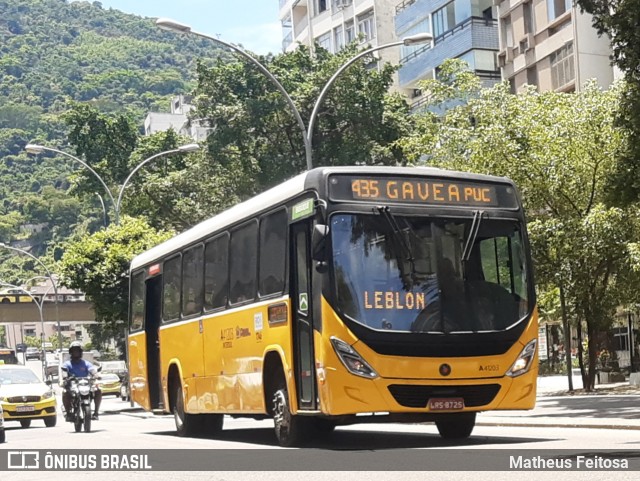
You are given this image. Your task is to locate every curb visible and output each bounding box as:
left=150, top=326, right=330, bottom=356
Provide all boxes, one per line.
left=476, top=421, right=640, bottom=430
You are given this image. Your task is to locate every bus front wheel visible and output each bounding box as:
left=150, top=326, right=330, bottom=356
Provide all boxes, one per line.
left=272, top=384, right=304, bottom=447
left=435, top=413, right=476, bottom=439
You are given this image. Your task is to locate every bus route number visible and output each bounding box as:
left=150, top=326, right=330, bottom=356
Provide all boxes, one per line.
left=428, top=398, right=465, bottom=411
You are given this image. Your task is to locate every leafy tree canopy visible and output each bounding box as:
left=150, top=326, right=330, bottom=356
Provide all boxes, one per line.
left=401, top=59, right=640, bottom=390
left=576, top=0, right=640, bottom=205
left=194, top=43, right=413, bottom=197
left=58, top=216, right=173, bottom=346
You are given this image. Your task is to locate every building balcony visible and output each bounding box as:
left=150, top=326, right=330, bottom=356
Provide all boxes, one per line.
left=399, top=17, right=499, bottom=88
left=395, top=0, right=427, bottom=34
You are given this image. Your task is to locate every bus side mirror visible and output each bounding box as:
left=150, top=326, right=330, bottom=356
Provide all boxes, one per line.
left=312, top=224, right=329, bottom=272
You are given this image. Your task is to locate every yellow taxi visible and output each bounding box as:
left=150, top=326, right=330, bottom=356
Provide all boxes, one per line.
left=0, top=365, right=57, bottom=428
left=96, top=372, right=122, bottom=396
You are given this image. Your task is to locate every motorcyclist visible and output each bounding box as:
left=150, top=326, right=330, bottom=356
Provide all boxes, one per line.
left=61, top=341, right=102, bottom=421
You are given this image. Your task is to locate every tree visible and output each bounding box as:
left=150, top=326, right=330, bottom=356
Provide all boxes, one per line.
left=575, top=1, right=640, bottom=205
left=401, top=60, right=640, bottom=390
left=193, top=43, right=413, bottom=197
left=58, top=216, right=173, bottom=348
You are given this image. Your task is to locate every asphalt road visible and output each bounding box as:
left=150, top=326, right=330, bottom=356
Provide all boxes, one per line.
left=4, top=357, right=639, bottom=481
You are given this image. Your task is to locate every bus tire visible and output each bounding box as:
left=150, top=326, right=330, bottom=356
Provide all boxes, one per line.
left=435, top=412, right=476, bottom=439
left=173, top=383, right=199, bottom=437
left=272, top=382, right=304, bottom=447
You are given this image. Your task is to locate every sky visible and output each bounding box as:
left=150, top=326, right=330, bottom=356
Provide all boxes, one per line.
left=83, top=0, right=282, bottom=55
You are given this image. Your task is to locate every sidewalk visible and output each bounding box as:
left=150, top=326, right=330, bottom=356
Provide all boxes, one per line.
left=478, top=373, right=640, bottom=430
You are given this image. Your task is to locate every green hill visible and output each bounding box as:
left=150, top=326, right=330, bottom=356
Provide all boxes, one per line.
left=0, top=0, right=222, bottom=276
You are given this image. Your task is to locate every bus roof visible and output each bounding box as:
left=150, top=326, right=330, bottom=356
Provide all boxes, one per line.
left=130, top=166, right=514, bottom=271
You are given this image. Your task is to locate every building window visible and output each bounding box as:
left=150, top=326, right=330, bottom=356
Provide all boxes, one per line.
left=316, top=31, right=331, bottom=51
left=501, top=15, right=513, bottom=48
left=357, top=10, right=375, bottom=42
left=334, top=26, right=344, bottom=52
left=526, top=66, right=538, bottom=87
left=547, top=0, right=571, bottom=22
left=432, top=2, right=456, bottom=38
left=345, top=21, right=355, bottom=44
left=550, top=42, right=574, bottom=89
left=317, top=0, right=328, bottom=14
left=523, top=1, right=534, bottom=34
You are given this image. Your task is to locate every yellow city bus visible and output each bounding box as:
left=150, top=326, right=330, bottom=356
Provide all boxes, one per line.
left=127, top=166, right=537, bottom=446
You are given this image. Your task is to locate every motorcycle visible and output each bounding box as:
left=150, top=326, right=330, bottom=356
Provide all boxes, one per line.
left=61, top=366, right=100, bottom=433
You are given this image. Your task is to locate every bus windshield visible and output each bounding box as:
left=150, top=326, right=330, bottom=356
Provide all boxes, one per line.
left=330, top=213, right=530, bottom=333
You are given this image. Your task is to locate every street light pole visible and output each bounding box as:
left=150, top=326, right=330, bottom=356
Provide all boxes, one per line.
left=25, top=144, right=117, bottom=224
left=306, top=33, right=433, bottom=153
left=0, top=281, right=48, bottom=379
left=25, top=143, right=201, bottom=225
left=115, top=143, right=200, bottom=216
left=0, top=243, right=62, bottom=361
left=157, top=18, right=312, bottom=170
left=156, top=18, right=432, bottom=171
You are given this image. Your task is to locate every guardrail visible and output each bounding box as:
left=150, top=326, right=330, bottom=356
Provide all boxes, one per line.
left=395, top=0, right=417, bottom=15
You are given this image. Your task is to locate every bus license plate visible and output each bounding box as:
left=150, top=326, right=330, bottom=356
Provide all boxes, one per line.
left=16, top=405, right=35, bottom=412
left=428, top=398, right=464, bottom=410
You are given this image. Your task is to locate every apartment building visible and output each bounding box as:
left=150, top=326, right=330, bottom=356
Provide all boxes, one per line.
left=394, top=0, right=500, bottom=106
left=496, top=0, right=615, bottom=93
left=144, top=95, right=210, bottom=141
left=279, top=0, right=401, bottom=76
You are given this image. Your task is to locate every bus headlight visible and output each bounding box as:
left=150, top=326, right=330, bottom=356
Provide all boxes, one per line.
left=506, top=339, right=537, bottom=377
left=330, top=337, right=378, bottom=379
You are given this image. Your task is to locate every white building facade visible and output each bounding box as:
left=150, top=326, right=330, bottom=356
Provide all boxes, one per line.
left=279, top=0, right=401, bottom=79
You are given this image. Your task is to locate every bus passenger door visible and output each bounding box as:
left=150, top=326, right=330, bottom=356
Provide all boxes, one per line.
left=144, top=276, right=163, bottom=411
left=290, top=221, right=317, bottom=410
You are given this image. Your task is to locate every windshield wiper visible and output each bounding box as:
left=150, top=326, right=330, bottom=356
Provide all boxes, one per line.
left=376, top=206, right=416, bottom=287
left=461, top=210, right=484, bottom=262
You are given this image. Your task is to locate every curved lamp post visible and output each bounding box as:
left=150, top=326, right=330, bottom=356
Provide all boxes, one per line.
left=156, top=17, right=432, bottom=171
left=25, top=144, right=117, bottom=223
left=0, top=281, right=48, bottom=378
left=0, top=243, right=61, bottom=357
left=306, top=33, right=433, bottom=154
left=115, top=143, right=200, bottom=216
left=156, top=18, right=312, bottom=171
left=24, top=143, right=200, bottom=225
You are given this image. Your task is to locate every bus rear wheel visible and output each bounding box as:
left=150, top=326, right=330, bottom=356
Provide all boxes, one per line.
left=173, top=383, right=199, bottom=437
left=435, top=413, right=476, bottom=439
left=272, top=384, right=304, bottom=447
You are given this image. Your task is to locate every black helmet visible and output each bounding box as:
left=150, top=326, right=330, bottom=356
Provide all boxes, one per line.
left=68, top=341, right=83, bottom=354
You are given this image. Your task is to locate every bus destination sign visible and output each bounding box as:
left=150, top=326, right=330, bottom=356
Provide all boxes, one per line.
left=329, top=175, right=518, bottom=208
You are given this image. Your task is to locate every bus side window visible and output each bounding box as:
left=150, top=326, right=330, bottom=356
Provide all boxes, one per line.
left=259, top=209, right=287, bottom=297
left=204, top=234, right=229, bottom=310
left=182, top=245, right=204, bottom=317
left=229, top=222, right=258, bottom=304
left=163, top=255, right=182, bottom=322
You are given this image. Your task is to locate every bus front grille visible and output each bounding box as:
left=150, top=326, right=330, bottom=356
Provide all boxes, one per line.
left=388, top=384, right=501, bottom=408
